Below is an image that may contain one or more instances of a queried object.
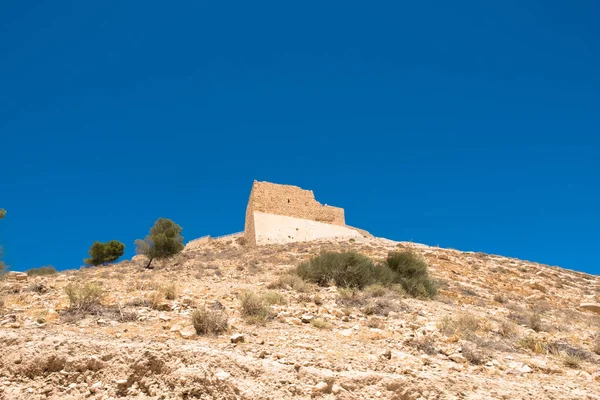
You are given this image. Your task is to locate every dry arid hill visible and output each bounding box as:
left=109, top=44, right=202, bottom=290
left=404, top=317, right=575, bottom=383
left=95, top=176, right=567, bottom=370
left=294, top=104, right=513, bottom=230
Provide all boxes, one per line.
left=1, top=234, right=600, bottom=400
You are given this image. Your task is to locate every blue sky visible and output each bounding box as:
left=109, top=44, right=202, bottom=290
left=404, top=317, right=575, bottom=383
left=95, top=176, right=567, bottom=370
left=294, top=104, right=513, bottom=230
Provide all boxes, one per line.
left=1, top=1, right=598, bottom=274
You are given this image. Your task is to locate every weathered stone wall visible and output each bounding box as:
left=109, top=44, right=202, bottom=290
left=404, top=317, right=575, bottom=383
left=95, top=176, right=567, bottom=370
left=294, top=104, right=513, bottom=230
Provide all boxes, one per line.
left=247, top=181, right=345, bottom=225
left=252, top=211, right=363, bottom=245
left=244, top=180, right=366, bottom=245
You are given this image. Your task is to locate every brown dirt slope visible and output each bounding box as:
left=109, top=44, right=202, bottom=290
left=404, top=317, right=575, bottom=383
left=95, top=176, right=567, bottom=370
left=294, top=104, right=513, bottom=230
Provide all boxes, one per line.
left=1, top=234, right=599, bottom=399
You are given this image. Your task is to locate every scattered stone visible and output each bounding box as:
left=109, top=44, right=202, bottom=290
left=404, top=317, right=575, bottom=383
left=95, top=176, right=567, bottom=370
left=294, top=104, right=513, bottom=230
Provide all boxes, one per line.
left=381, top=349, right=392, bottom=360
left=579, top=303, right=600, bottom=315
left=179, top=326, right=196, bottom=339
left=337, top=328, right=353, bottom=337
left=448, top=353, right=467, bottom=363
left=313, top=381, right=331, bottom=394
left=215, top=370, right=230, bottom=381
left=5, top=272, right=27, bottom=281
left=230, top=333, right=245, bottom=344
left=301, top=314, right=314, bottom=323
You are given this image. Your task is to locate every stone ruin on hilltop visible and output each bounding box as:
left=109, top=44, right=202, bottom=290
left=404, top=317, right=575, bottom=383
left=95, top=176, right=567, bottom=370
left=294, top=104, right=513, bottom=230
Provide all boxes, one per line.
left=243, top=180, right=370, bottom=246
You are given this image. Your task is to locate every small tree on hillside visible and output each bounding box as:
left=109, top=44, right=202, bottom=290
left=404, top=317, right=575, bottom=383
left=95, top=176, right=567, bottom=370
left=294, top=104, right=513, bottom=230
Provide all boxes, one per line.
left=84, top=240, right=125, bottom=266
left=135, top=218, right=184, bottom=269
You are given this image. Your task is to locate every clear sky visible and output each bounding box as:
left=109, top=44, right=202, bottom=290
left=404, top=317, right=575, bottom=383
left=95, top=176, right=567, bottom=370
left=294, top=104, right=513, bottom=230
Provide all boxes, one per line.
left=1, top=1, right=598, bottom=275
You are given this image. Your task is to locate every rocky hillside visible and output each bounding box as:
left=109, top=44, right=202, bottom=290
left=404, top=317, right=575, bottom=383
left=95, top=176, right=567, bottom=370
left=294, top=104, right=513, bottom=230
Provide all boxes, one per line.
left=1, top=234, right=599, bottom=400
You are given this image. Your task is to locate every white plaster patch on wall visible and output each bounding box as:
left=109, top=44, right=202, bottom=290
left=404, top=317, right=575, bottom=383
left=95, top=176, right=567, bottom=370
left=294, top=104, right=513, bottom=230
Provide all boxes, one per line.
left=252, top=211, right=363, bottom=245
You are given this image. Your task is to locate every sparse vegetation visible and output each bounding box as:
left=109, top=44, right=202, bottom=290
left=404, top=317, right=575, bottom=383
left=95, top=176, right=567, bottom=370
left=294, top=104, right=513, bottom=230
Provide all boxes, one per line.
left=384, top=251, right=437, bottom=298
left=498, top=319, right=517, bottom=338
left=518, top=335, right=546, bottom=354
left=240, top=291, right=273, bottom=325
left=192, top=308, right=229, bottom=335
left=461, top=342, right=488, bottom=365
left=262, top=291, right=288, bottom=305
left=84, top=240, right=125, bottom=266
left=295, top=250, right=436, bottom=299
left=26, top=266, right=57, bottom=276
left=267, top=273, right=312, bottom=292
left=310, top=317, right=333, bottom=330
left=593, top=337, right=600, bottom=355
left=162, top=282, right=177, bottom=300
left=64, top=282, right=104, bottom=313
left=493, top=294, right=506, bottom=303
left=296, top=251, right=380, bottom=289
left=135, top=218, right=184, bottom=269
left=508, top=310, right=545, bottom=332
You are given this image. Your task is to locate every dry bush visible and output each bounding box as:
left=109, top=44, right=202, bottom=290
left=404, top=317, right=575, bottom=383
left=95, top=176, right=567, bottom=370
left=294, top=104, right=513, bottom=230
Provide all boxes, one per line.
left=461, top=342, right=488, bottom=365
left=508, top=310, right=545, bottom=332
left=26, top=266, right=57, bottom=277
left=493, top=294, right=506, bottom=304
left=411, top=336, right=437, bottom=355
left=366, top=317, right=385, bottom=329
left=310, top=317, right=333, bottom=330
left=498, top=319, right=518, bottom=338
left=192, top=308, right=229, bottom=335
left=262, top=291, right=288, bottom=306
left=518, top=335, right=546, bottom=354
left=267, top=274, right=312, bottom=293
left=240, top=291, right=272, bottom=325
left=162, top=283, right=177, bottom=300
left=64, top=282, right=104, bottom=313
left=438, top=314, right=482, bottom=339
left=593, top=337, right=600, bottom=355
left=312, top=294, right=323, bottom=306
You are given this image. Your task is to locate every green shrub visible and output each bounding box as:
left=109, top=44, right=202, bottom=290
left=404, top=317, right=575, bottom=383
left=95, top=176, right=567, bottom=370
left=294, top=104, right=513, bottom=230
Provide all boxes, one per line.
left=192, top=308, right=228, bottom=335
left=84, top=240, right=125, bottom=266
left=64, top=282, right=104, bottom=312
left=26, top=266, right=57, bottom=276
left=296, top=251, right=383, bottom=289
left=385, top=251, right=437, bottom=298
left=135, top=218, right=184, bottom=269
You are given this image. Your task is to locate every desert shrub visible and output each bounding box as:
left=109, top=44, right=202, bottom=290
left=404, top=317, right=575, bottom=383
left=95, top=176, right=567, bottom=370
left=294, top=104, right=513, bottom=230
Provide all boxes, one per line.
left=162, top=282, right=177, bottom=300
left=493, top=294, right=506, bottom=303
left=384, top=251, right=437, bottom=298
left=26, top=266, right=57, bottom=277
left=135, top=218, right=184, bottom=269
left=438, top=314, right=481, bottom=338
left=240, top=291, right=272, bottom=325
left=192, top=308, right=228, bottom=335
left=508, top=310, right=545, bottom=332
left=310, top=317, right=333, bottom=330
left=411, top=336, right=437, bottom=355
left=518, top=335, right=546, bottom=354
left=64, top=282, right=104, bottom=312
left=296, top=251, right=381, bottom=289
left=461, top=342, right=488, bottom=365
left=593, top=337, right=600, bottom=355
left=267, top=274, right=312, bottom=292
left=364, top=284, right=389, bottom=297
left=262, top=291, right=287, bottom=305
left=84, top=240, right=125, bottom=266
left=498, top=319, right=517, bottom=338
left=0, top=261, right=6, bottom=278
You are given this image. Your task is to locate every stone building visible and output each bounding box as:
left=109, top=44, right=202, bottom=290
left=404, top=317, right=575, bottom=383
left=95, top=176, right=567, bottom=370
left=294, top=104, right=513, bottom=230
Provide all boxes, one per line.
left=244, top=180, right=370, bottom=245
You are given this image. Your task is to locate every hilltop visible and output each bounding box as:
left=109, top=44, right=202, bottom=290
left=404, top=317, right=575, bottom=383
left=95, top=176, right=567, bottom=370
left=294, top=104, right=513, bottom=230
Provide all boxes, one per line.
left=1, top=234, right=599, bottom=399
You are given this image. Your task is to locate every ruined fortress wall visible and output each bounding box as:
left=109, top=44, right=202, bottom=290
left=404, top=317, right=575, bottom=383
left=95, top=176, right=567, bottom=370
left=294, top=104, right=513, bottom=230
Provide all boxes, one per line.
left=244, top=181, right=358, bottom=246
left=252, top=211, right=363, bottom=245
left=248, top=181, right=345, bottom=225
